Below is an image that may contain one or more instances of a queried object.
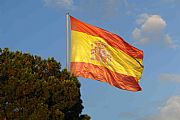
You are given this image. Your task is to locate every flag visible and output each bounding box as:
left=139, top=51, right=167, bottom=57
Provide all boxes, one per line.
left=70, top=16, right=144, bottom=92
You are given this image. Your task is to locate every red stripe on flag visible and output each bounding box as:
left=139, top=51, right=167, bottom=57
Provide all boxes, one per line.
left=70, top=62, right=142, bottom=92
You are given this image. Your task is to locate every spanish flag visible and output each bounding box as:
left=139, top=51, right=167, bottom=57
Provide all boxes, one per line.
left=70, top=16, right=144, bottom=92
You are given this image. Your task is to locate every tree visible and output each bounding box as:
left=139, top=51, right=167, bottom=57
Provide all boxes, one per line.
left=0, top=48, right=90, bottom=120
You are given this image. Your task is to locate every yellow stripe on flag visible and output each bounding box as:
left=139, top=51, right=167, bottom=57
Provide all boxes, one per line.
left=71, top=30, right=144, bottom=81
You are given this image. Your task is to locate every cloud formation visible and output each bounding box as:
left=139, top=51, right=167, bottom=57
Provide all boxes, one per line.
left=159, top=73, right=180, bottom=82
left=44, top=0, right=74, bottom=10
left=158, top=96, right=180, bottom=120
left=142, top=96, right=180, bottom=120
left=132, top=13, right=176, bottom=48
left=43, top=0, right=130, bottom=18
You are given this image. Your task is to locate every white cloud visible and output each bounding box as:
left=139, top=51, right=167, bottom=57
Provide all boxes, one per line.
left=155, top=96, right=180, bottom=120
left=132, top=28, right=141, bottom=40
left=159, top=73, right=180, bottom=82
left=43, top=0, right=131, bottom=18
left=141, top=96, right=180, bottom=120
left=141, top=15, right=166, bottom=33
left=136, top=13, right=150, bottom=25
left=132, top=13, right=176, bottom=48
left=140, top=74, right=180, bottom=119
left=164, top=34, right=178, bottom=48
left=159, top=96, right=180, bottom=120
left=44, top=0, right=74, bottom=10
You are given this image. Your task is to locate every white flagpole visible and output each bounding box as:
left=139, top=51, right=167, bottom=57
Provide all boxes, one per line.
left=66, top=13, right=69, bottom=71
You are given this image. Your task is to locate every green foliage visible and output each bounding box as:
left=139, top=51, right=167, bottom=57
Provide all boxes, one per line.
left=0, top=48, right=90, bottom=120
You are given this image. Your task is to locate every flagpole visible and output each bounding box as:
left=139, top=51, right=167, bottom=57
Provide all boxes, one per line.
left=66, top=13, right=69, bottom=71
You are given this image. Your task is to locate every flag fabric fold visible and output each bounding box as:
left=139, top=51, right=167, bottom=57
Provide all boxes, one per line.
left=70, top=16, right=144, bottom=92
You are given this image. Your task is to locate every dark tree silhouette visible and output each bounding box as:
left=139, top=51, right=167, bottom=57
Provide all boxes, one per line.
left=0, top=48, right=90, bottom=120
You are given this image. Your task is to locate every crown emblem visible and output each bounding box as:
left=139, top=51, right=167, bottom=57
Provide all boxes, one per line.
left=91, top=41, right=111, bottom=65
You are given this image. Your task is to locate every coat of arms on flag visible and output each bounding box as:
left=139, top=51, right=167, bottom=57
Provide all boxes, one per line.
left=91, top=41, right=111, bottom=65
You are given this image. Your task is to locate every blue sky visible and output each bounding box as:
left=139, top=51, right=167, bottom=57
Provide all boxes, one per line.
left=1, top=0, right=180, bottom=120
